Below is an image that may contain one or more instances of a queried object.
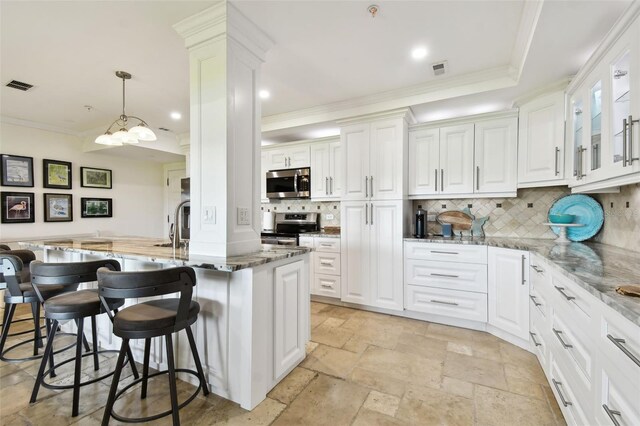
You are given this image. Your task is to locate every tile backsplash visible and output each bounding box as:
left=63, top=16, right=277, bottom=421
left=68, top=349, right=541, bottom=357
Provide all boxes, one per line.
left=593, top=183, right=640, bottom=253
left=412, top=187, right=570, bottom=239
left=261, top=200, right=341, bottom=229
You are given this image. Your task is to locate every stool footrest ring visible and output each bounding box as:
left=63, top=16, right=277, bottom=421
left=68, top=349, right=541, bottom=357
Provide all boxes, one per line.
left=41, top=349, right=130, bottom=390
left=0, top=331, right=76, bottom=363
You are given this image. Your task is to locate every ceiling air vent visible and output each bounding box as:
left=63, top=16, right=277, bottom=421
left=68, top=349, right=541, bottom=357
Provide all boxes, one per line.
left=6, top=80, right=33, bottom=91
left=159, top=127, right=171, bottom=132
left=432, top=61, right=448, bottom=76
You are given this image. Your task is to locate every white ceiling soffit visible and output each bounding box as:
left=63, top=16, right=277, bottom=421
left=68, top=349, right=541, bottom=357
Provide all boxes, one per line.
left=254, top=0, right=544, bottom=133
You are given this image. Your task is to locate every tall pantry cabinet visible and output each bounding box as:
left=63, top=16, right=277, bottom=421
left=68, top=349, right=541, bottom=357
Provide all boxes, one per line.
left=340, top=109, right=412, bottom=311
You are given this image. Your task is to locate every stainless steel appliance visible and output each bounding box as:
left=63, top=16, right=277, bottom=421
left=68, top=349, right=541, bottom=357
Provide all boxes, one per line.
left=179, top=178, right=190, bottom=240
left=266, top=168, right=310, bottom=199
left=261, top=212, right=319, bottom=246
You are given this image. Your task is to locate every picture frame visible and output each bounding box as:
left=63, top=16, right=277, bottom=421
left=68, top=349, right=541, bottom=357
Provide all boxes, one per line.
left=1, top=191, right=35, bottom=223
left=43, top=159, right=72, bottom=189
left=80, top=167, right=112, bottom=189
left=44, top=193, right=73, bottom=222
left=1, top=154, right=34, bottom=187
left=81, top=197, right=112, bottom=218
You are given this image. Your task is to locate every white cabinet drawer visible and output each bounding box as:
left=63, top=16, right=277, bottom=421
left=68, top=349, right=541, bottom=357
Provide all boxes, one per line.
left=314, top=237, right=340, bottom=253
left=550, top=274, right=594, bottom=323
left=530, top=256, right=553, bottom=296
left=299, top=236, right=315, bottom=248
left=529, top=313, right=549, bottom=372
left=550, top=308, right=594, bottom=389
left=529, top=283, right=549, bottom=321
left=313, top=274, right=341, bottom=298
left=549, top=354, right=591, bottom=426
left=406, top=285, right=488, bottom=322
left=405, top=259, right=487, bottom=293
left=598, top=305, right=640, bottom=386
left=595, top=361, right=640, bottom=426
left=314, top=252, right=340, bottom=275
left=404, top=242, right=487, bottom=264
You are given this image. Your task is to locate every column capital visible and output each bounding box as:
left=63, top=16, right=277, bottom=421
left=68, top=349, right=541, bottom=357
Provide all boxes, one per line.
left=173, top=1, right=273, bottom=61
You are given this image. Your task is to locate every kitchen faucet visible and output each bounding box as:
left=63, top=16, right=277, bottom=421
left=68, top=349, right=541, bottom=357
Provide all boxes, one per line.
left=172, top=199, right=190, bottom=252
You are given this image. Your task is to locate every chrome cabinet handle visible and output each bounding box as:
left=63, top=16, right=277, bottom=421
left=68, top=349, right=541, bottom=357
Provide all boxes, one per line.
left=531, top=265, right=543, bottom=273
left=630, top=115, right=639, bottom=165
left=430, top=273, right=459, bottom=278
left=555, top=147, right=560, bottom=176
left=435, top=169, right=438, bottom=192
left=552, top=328, right=573, bottom=349
left=529, top=295, right=542, bottom=307
left=430, top=299, right=459, bottom=306
left=370, top=176, right=373, bottom=197
left=623, top=118, right=628, bottom=167
left=580, top=147, right=587, bottom=177
left=554, top=286, right=575, bottom=301
left=365, top=203, right=368, bottom=225
left=441, top=169, right=444, bottom=192
left=574, top=146, right=580, bottom=177
left=320, top=284, right=333, bottom=289
left=326, top=177, right=329, bottom=195
left=319, top=260, right=333, bottom=266
left=530, top=332, right=542, bottom=347
left=603, top=404, right=622, bottom=426
left=370, top=203, right=373, bottom=225
left=552, top=379, right=572, bottom=407
left=476, top=166, right=480, bottom=191
left=607, top=334, right=640, bottom=367
left=430, top=250, right=459, bottom=255
left=320, top=243, right=333, bottom=247
left=330, top=177, right=333, bottom=195
left=365, top=176, right=369, bottom=198
left=521, top=254, right=526, bottom=285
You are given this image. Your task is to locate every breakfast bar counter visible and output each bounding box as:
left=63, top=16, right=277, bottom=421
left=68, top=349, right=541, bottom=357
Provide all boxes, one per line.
left=21, top=236, right=312, bottom=411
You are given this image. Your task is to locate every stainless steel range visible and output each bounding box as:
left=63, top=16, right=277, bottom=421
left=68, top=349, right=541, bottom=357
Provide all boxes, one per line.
left=261, top=212, right=319, bottom=246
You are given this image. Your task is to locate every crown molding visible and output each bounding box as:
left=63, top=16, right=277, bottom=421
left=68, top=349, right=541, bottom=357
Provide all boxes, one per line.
left=262, top=135, right=339, bottom=149
left=336, top=107, right=416, bottom=126
left=410, top=108, right=519, bottom=131
left=567, top=0, right=640, bottom=93
left=511, top=77, right=571, bottom=107
left=0, top=115, right=81, bottom=137
left=510, top=0, right=544, bottom=82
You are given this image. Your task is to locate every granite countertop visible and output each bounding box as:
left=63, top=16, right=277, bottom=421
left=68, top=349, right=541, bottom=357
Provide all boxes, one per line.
left=21, top=237, right=312, bottom=273
left=405, top=236, right=640, bottom=326
left=301, top=232, right=341, bottom=239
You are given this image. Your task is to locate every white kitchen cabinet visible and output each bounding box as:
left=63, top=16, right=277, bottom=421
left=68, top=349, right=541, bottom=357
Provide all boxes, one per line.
left=341, top=117, right=407, bottom=201
left=304, top=236, right=341, bottom=299
left=273, top=260, right=306, bottom=379
left=408, top=128, right=440, bottom=195
left=264, top=144, right=310, bottom=170
left=488, top=247, right=530, bottom=340
left=440, top=124, right=475, bottom=194
left=310, top=138, right=341, bottom=200
left=474, top=117, right=518, bottom=194
left=517, top=91, right=566, bottom=187
left=341, top=200, right=403, bottom=310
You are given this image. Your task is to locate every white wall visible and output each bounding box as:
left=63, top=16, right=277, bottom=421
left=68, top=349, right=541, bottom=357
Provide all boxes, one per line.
left=0, top=123, right=165, bottom=241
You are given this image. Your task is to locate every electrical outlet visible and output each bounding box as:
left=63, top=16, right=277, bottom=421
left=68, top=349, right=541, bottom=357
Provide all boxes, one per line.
left=203, top=206, right=216, bottom=224
left=325, top=213, right=335, bottom=220
left=237, top=207, right=250, bottom=225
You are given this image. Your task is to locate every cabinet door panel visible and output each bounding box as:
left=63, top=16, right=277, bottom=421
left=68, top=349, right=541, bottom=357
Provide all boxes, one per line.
left=341, top=124, right=370, bottom=200
left=474, top=118, right=517, bottom=193
left=370, top=119, right=404, bottom=199
left=370, top=201, right=403, bottom=311
left=274, top=261, right=305, bottom=379
left=408, top=128, right=440, bottom=195
left=310, top=143, right=330, bottom=199
left=341, top=202, right=370, bottom=304
left=488, top=247, right=530, bottom=340
left=329, top=141, right=343, bottom=197
left=268, top=148, right=288, bottom=170
left=440, top=124, right=474, bottom=194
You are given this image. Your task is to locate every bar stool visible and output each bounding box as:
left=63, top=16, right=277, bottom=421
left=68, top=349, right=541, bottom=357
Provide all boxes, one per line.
left=29, top=259, right=140, bottom=417
left=98, top=266, right=209, bottom=426
left=0, top=251, right=66, bottom=362
left=0, top=247, right=38, bottom=339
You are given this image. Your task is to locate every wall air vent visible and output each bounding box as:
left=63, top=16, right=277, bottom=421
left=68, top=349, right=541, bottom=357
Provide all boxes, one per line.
left=6, top=80, right=33, bottom=91
left=432, top=61, right=448, bottom=76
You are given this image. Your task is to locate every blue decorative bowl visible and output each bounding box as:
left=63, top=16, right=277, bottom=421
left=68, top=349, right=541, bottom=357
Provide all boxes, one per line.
left=548, top=214, right=575, bottom=224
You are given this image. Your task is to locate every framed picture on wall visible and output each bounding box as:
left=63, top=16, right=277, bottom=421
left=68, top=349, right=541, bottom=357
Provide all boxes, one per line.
left=1, top=191, right=35, bottom=223
left=81, top=197, right=112, bottom=218
left=43, top=159, right=72, bottom=189
left=80, top=167, right=112, bottom=189
left=1, top=154, right=34, bottom=187
left=44, top=193, right=73, bottom=222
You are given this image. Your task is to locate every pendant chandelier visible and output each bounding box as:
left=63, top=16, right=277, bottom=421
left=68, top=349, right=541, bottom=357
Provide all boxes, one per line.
left=95, top=71, right=157, bottom=146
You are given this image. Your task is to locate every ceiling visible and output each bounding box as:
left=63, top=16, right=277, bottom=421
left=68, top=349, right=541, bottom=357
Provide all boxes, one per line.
left=0, top=0, right=633, bottom=148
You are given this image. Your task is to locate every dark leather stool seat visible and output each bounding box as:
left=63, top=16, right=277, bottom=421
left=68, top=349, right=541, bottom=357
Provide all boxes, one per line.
left=18, top=282, right=66, bottom=299
left=44, top=289, right=124, bottom=320
left=99, top=266, right=209, bottom=426
left=114, top=299, right=199, bottom=335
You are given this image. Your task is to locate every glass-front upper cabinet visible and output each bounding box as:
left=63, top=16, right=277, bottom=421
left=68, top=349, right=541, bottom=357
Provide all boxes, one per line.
left=572, top=98, right=585, bottom=180
left=611, top=51, right=630, bottom=167
left=590, top=80, right=602, bottom=171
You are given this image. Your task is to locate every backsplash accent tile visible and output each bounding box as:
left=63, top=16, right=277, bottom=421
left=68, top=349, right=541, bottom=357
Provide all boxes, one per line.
left=413, top=187, right=570, bottom=239
left=261, top=200, right=341, bottom=228
left=593, top=183, right=640, bottom=253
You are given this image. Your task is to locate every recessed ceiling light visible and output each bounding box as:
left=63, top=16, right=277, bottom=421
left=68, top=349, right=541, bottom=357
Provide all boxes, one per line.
left=411, top=47, right=428, bottom=61
left=259, top=90, right=270, bottom=99
left=170, top=112, right=182, bottom=120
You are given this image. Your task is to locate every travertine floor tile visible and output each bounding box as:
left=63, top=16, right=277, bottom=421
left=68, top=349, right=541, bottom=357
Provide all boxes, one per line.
left=474, top=385, right=556, bottom=426
left=271, top=374, right=368, bottom=426
left=356, top=346, right=442, bottom=389
left=394, top=332, right=447, bottom=361
left=348, top=367, right=406, bottom=397
left=506, top=376, right=546, bottom=400
left=305, top=341, right=319, bottom=354
left=310, top=313, right=328, bottom=329
left=352, top=408, right=406, bottom=426
left=441, top=376, right=474, bottom=399
left=398, top=385, right=474, bottom=425
left=311, top=322, right=353, bottom=348
left=443, top=352, right=508, bottom=390
left=500, top=342, right=538, bottom=365
left=267, top=367, right=317, bottom=405
left=542, top=384, right=567, bottom=426
left=322, top=317, right=345, bottom=328
left=447, top=341, right=473, bottom=356
left=300, top=344, right=361, bottom=378
left=362, top=390, right=400, bottom=417
left=504, top=360, right=548, bottom=385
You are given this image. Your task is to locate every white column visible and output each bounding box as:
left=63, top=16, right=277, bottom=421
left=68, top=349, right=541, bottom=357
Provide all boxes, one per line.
left=174, top=2, right=272, bottom=257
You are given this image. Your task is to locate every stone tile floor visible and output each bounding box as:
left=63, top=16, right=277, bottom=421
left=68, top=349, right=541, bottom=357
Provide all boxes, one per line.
left=0, top=302, right=565, bottom=425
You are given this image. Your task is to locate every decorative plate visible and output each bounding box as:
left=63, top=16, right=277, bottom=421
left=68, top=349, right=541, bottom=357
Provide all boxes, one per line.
left=548, top=195, right=604, bottom=242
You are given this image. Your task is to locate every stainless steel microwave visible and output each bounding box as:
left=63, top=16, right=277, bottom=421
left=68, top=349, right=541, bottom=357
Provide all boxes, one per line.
left=266, top=168, right=310, bottom=199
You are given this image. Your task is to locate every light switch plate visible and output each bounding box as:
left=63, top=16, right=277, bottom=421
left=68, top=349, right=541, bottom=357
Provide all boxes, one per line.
left=237, top=207, right=250, bottom=225
left=203, top=206, right=216, bottom=224
left=325, top=213, right=335, bottom=220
